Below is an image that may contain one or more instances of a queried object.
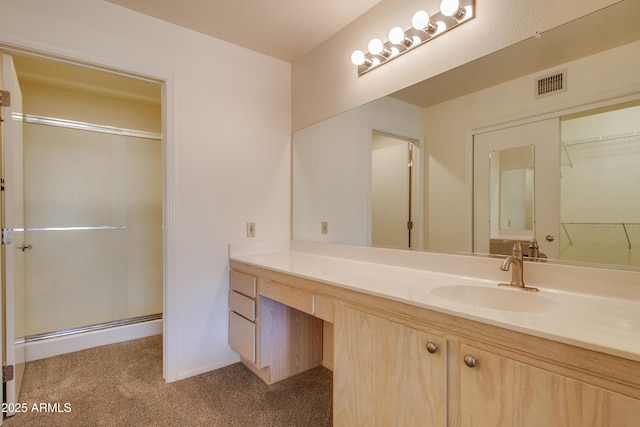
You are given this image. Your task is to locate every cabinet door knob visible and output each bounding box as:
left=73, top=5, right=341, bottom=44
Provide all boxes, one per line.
left=426, top=342, right=438, bottom=353
left=463, top=355, right=477, bottom=367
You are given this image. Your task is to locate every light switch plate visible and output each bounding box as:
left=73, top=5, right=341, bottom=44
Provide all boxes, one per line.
left=321, top=221, right=328, bottom=235
left=247, top=222, right=255, bottom=237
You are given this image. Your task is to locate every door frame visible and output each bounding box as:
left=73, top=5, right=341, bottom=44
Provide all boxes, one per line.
left=0, top=38, right=177, bottom=382
left=466, top=84, right=640, bottom=253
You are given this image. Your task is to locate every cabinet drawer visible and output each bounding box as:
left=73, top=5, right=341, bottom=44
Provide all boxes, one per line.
left=259, top=279, right=314, bottom=315
left=229, top=311, right=256, bottom=363
left=230, top=270, right=256, bottom=298
left=229, top=290, right=255, bottom=321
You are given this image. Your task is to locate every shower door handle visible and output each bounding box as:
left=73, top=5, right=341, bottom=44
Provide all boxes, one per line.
left=18, top=242, right=32, bottom=251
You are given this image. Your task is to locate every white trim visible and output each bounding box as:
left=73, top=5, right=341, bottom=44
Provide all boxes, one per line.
left=162, top=73, right=178, bottom=382
left=0, top=33, right=177, bottom=382
left=22, top=319, right=162, bottom=362
left=0, top=34, right=165, bottom=84
left=465, top=126, right=474, bottom=252
left=172, top=356, right=242, bottom=382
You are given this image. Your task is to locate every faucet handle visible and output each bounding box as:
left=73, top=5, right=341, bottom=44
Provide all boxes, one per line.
left=502, top=240, right=524, bottom=258
left=503, top=240, right=523, bottom=253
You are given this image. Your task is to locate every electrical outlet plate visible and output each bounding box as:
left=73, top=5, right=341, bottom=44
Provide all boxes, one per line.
left=321, top=221, right=328, bottom=235
left=247, top=222, right=255, bottom=237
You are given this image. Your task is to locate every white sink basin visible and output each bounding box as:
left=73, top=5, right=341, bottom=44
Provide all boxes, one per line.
left=430, top=285, right=560, bottom=312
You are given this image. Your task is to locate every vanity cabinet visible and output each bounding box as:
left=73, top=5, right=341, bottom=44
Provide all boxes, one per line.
left=228, top=269, right=323, bottom=384
left=229, top=259, right=640, bottom=425
left=334, top=305, right=447, bottom=427
left=459, top=344, right=640, bottom=427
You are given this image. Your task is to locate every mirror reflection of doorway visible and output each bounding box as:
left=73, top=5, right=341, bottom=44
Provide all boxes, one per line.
left=371, top=132, right=418, bottom=249
left=473, top=118, right=561, bottom=259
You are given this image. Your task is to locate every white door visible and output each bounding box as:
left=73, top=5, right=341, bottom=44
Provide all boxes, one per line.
left=1, top=53, right=26, bottom=418
left=371, top=133, right=416, bottom=248
left=473, top=118, right=560, bottom=259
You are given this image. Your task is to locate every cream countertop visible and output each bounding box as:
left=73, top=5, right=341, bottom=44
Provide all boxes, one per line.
left=229, top=240, right=640, bottom=363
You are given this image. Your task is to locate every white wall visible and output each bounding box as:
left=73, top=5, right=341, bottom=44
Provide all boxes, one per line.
left=292, top=96, right=423, bottom=245
left=423, top=40, right=640, bottom=253
left=20, top=82, right=161, bottom=133
left=292, top=0, right=617, bottom=130
left=1, top=0, right=291, bottom=381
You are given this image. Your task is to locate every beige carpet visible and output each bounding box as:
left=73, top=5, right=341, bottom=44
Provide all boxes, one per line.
left=4, top=335, right=333, bottom=426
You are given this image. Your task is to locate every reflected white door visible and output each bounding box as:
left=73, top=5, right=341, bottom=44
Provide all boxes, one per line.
left=474, top=118, right=560, bottom=259
left=371, top=133, right=416, bottom=248
left=1, top=53, right=26, bottom=418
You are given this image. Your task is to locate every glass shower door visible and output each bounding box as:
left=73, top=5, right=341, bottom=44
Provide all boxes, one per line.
left=22, top=122, right=162, bottom=339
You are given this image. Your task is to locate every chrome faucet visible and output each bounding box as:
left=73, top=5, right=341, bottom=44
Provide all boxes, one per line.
left=499, top=241, right=538, bottom=292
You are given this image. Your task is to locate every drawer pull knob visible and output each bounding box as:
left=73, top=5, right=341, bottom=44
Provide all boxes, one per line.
left=464, top=355, right=477, bottom=367
left=426, top=342, right=439, bottom=353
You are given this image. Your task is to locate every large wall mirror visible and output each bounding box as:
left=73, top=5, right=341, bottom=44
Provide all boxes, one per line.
left=292, top=1, right=640, bottom=271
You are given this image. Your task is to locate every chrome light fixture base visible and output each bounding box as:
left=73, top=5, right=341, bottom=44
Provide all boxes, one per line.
left=353, top=0, right=475, bottom=76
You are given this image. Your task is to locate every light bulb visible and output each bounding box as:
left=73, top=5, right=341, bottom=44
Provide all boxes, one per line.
left=412, top=10, right=437, bottom=35
left=440, top=0, right=465, bottom=20
left=388, top=27, right=406, bottom=45
left=412, top=10, right=430, bottom=30
left=351, top=50, right=365, bottom=66
left=440, top=0, right=459, bottom=15
left=368, top=38, right=384, bottom=55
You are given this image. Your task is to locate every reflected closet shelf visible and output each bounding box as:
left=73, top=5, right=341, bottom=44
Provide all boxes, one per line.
left=561, top=222, right=640, bottom=249
left=562, top=130, right=640, bottom=168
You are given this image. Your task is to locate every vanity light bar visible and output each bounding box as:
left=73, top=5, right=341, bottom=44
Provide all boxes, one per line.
left=351, top=0, right=475, bottom=76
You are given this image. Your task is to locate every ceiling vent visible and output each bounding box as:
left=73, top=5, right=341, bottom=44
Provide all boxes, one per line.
left=535, top=70, right=567, bottom=98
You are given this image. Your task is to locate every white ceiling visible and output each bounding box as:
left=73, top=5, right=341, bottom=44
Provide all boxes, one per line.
left=391, top=0, right=640, bottom=108
left=106, top=0, right=383, bottom=63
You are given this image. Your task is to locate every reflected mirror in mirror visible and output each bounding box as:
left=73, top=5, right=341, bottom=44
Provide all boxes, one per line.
left=490, top=145, right=534, bottom=239
left=473, top=118, right=558, bottom=260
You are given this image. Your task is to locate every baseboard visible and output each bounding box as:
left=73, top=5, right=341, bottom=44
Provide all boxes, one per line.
left=171, top=355, right=241, bottom=382
left=321, top=359, right=334, bottom=371
left=21, top=319, right=163, bottom=362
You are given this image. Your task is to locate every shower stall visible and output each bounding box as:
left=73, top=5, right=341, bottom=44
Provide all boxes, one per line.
left=20, top=116, right=163, bottom=343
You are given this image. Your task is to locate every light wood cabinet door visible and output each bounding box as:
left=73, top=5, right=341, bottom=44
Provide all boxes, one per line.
left=460, top=344, right=640, bottom=427
left=334, top=305, right=446, bottom=427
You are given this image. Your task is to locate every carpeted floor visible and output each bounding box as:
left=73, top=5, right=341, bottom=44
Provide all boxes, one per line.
left=3, top=335, right=333, bottom=426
